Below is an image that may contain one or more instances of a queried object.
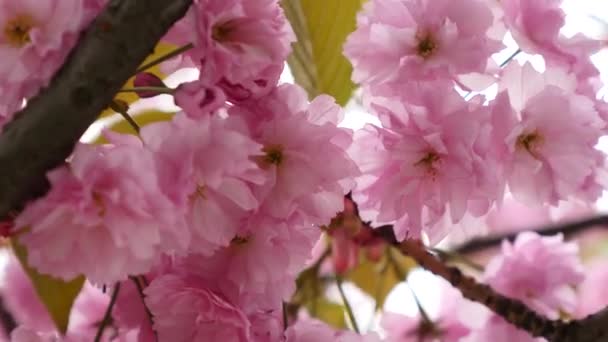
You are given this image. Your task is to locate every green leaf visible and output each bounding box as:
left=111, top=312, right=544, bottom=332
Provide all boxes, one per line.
left=12, top=239, right=85, bottom=334
left=346, top=247, right=416, bottom=308
left=306, top=297, right=347, bottom=329
left=95, top=111, right=174, bottom=144
left=282, top=0, right=362, bottom=105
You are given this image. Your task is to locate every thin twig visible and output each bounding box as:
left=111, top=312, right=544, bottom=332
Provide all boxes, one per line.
left=336, top=277, right=360, bottom=334
left=94, top=283, right=121, bottom=342
left=130, top=276, right=157, bottom=341
left=136, top=43, right=194, bottom=74
left=452, top=215, right=608, bottom=255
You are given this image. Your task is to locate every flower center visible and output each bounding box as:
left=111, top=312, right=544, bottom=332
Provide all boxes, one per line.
left=4, top=14, right=35, bottom=48
left=189, top=184, right=207, bottom=202
left=416, top=32, right=437, bottom=58
left=517, top=130, right=543, bottom=155
left=414, top=151, right=441, bottom=177
left=211, top=21, right=235, bottom=42
left=92, top=192, right=106, bottom=217
left=231, top=235, right=250, bottom=246
left=262, top=145, right=284, bottom=166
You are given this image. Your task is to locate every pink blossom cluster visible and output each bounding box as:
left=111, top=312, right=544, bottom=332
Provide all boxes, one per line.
left=344, top=0, right=607, bottom=243
left=0, top=0, right=100, bottom=128
left=9, top=0, right=365, bottom=340
left=2, top=0, right=608, bottom=340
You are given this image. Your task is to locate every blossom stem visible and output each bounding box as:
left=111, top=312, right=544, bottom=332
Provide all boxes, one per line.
left=94, top=283, right=121, bottom=342
left=130, top=276, right=158, bottom=341
left=499, top=48, right=522, bottom=68
left=388, top=248, right=432, bottom=323
left=109, top=101, right=141, bottom=134
left=452, top=215, right=608, bottom=255
left=136, top=43, right=194, bottom=73
left=336, top=277, right=360, bottom=333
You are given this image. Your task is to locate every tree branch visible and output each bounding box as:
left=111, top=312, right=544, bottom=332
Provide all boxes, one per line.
left=452, top=215, right=608, bottom=255
left=371, top=224, right=608, bottom=341
left=0, top=0, right=193, bottom=220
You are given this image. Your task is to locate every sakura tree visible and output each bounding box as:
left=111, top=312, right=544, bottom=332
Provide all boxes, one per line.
left=0, top=0, right=607, bottom=341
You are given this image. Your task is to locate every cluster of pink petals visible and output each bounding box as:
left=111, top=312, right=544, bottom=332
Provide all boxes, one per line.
left=381, top=280, right=473, bottom=342
left=500, top=0, right=601, bottom=81
left=164, top=0, right=294, bottom=102
left=141, top=113, right=263, bottom=257
left=16, top=137, right=181, bottom=284
left=344, top=0, right=502, bottom=88
left=484, top=232, right=585, bottom=319
left=495, top=63, right=606, bottom=205
left=351, top=83, right=502, bottom=242
left=284, top=319, right=381, bottom=342
left=230, top=84, right=360, bottom=225
left=344, top=0, right=608, bottom=244
left=0, top=0, right=95, bottom=125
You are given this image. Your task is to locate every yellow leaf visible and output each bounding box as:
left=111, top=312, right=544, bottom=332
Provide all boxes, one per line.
left=306, top=298, right=347, bottom=329
left=282, top=0, right=362, bottom=105
left=12, top=239, right=85, bottom=334
left=346, top=247, right=416, bottom=308
left=95, top=111, right=174, bottom=144
left=99, top=42, right=177, bottom=118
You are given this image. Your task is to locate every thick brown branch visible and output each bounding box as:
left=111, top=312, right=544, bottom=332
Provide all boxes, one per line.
left=452, top=215, right=608, bottom=255
left=0, top=0, right=193, bottom=219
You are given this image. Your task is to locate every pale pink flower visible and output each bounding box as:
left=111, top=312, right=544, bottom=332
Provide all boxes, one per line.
left=575, top=260, right=608, bottom=317
left=468, top=315, right=545, bottom=342
left=285, top=319, right=381, bottom=342
left=2, top=255, right=54, bottom=332
left=344, top=0, right=502, bottom=88
left=173, top=80, right=227, bottom=118
left=351, top=85, right=500, bottom=242
left=495, top=63, right=605, bottom=206
left=484, top=232, right=585, bottom=319
left=500, top=0, right=600, bottom=81
left=178, top=213, right=321, bottom=311
left=0, top=0, right=88, bottom=119
left=16, top=139, right=181, bottom=284
left=164, top=0, right=294, bottom=101
left=141, top=113, right=264, bottom=256
left=381, top=281, right=471, bottom=342
left=230, top=84, right=359, bottom=225
left=144, top=273, right=251, bottom=342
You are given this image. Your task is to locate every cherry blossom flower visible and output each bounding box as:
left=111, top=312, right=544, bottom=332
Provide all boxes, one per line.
left=468, top=315, right=546, bottom=342
left=175, top=212, right=321, bottom=311
left=351, top=84, right=501, bottom=242
left=495, top=63, right=605, bottom=206
left=0, top=0, right=89, bottom=120
left=145, top=273, right=251, bottom=342
left=141, top=113, right=264, bottom=257
left=230, top=84, right=360, bottom=225
left=484, top=232, right=585, bottom=319
left=344, top=0, right=502, bottom=88
left=165, top=0, right=294, bottom=101
left=500, top=0, right=600, bottom=81
left=16, top=139, right=181, bottom=284
left=285, top=319, right=381, bottom=342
